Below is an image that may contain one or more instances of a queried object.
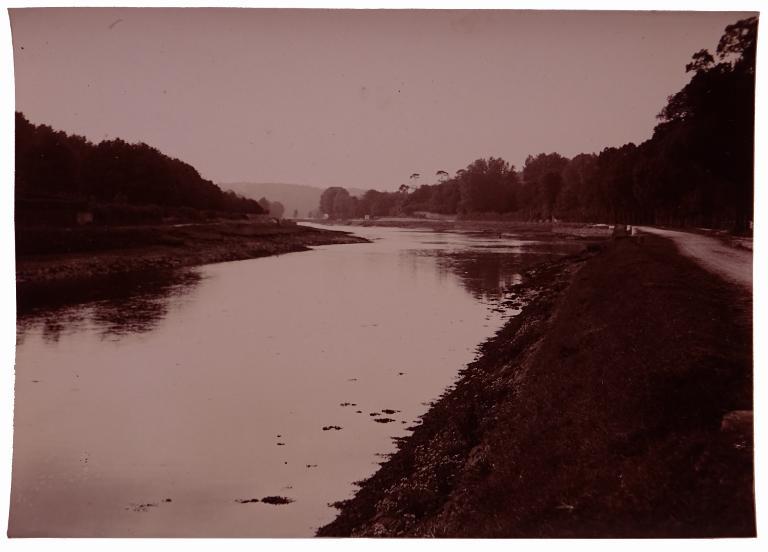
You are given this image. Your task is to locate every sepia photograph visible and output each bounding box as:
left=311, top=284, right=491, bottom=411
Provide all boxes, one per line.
left=1, top=1, right=760, bottom=540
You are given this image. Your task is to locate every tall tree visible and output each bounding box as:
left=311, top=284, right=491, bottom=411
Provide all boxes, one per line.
left=319, top=186, right=353, bottom=219
left=655, top=16, right=756, bottom=230
left=456, top=158, right=519, bottom=214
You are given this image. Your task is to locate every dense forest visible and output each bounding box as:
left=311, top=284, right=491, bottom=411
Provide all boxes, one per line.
left=318, top=17, right=756, bottom=233
left=15, top=113, right=265, bottom=225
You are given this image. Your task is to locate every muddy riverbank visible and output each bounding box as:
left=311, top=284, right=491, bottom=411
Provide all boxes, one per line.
left=313, top=218, right=614, bottom=240
left=15, top=221, right=368, bottom=304
left=318, top=235, right=754, bottom=537
left=14, top=223, right=568, bottom=536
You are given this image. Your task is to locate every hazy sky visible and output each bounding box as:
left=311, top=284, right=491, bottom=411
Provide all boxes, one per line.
left=9, top=8, right=755, bottom=191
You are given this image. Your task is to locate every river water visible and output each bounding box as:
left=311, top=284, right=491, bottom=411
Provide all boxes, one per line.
left=10, top=224, right=581, bottom=537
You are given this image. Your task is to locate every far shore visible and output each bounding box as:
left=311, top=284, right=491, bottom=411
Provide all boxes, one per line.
left=304, top=217, right=617, bottom=240
left=15, top=220, right=369, bottom=303
left=15, top=218, right=615, bottom=308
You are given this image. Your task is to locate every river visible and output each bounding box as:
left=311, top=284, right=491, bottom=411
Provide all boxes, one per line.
left=10, top=224, right=582, bottom=536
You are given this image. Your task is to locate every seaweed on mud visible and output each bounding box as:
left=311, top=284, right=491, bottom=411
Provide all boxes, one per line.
left=261, top=496, right=294, bottom=505
left=127, top=502, right=158, bottom=512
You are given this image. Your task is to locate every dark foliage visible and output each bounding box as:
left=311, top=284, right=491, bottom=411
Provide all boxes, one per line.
left=318, top=17, right=755, bottom=232
left=14, top=113, right=266, bottom=224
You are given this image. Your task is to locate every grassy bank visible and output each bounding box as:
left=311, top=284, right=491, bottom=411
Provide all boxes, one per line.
left=16, top=221, right=368, bottom=299
left=318, top=235, right=753, bottom=537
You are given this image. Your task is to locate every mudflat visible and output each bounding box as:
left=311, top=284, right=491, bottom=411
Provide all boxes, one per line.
left=15, top=221, right=368, bottom=304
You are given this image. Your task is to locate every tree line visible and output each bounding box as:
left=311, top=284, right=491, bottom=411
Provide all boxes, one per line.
left=15, top=112, right=266, bottom=222
left=257, top=196, right=286, bottom=219
left=318, top=17, right=755, bottom=233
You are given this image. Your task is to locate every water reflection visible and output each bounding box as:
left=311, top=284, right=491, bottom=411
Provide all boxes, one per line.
left=400, top=232, right=582, bottom=304
left=11, top=225, right=584, bottom=537
left=16, top=228, right=580, bottom=341
left=17, top=269, right=202, bottom=342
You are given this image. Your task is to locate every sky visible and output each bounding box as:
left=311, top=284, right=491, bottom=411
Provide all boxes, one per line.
left=9, top=8, right=757, bottom=191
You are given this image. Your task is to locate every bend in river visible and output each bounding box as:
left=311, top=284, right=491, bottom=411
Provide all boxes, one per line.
left=11, top=224, right=582, bottom=537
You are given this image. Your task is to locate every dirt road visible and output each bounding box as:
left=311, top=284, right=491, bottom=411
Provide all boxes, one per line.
left=638, top=227, right=752, bottom=290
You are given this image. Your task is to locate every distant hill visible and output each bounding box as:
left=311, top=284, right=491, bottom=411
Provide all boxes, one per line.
left=220, top=182, right=367, bottom=218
